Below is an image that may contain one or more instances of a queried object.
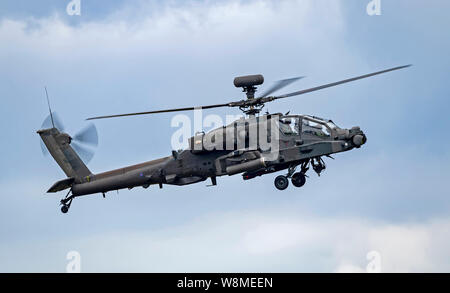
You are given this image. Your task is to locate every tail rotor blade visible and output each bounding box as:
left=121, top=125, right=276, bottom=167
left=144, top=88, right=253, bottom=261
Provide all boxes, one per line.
left=40, top=113, right=53, bottom=129
left=73, top=124, right=98, bottom=147
left=71, top=141, right=95, bottom=164
left=40, top=112, right=65, bottom=131
left=52, top=113, right=65, bottom=131
left=40, top=140, right=49, bottom=156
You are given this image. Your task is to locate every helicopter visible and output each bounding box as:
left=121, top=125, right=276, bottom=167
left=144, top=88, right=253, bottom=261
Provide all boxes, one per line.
left=37, top=65, right=410, bottom=213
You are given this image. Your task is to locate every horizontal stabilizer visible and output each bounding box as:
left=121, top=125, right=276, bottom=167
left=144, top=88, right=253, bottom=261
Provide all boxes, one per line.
left=47, top=177, right=75, bottom=193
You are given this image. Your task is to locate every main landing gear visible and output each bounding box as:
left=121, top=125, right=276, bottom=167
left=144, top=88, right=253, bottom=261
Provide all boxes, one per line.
left=273, top=157, right=326, bottom=190
left=274, top=164, right=307, bottom=191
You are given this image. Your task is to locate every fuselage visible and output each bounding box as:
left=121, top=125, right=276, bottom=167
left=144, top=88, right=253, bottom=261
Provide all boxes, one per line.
left=71, top=113, right=366, bottom=196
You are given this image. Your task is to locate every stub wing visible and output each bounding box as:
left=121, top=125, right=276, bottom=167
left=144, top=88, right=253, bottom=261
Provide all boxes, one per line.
left=47, top=177, right=75, bottom=193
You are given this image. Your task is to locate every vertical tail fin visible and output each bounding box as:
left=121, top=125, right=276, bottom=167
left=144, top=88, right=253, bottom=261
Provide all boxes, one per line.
left=38, top=127, right=92, bottom=181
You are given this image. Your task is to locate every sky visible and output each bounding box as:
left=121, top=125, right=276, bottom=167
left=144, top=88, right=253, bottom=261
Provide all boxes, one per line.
left=0, top=0, right=449, bottom=272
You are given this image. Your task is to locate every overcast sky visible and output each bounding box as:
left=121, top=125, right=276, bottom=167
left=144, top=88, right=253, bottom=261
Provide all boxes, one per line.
left=0, top=0, right=449, bottom=272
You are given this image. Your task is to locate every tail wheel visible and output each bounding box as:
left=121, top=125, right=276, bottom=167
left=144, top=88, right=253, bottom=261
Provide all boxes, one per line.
left=61, top=205, right=69, bottom=214
left=60, top=194, right=73, bottom=214
left=291, top=172, right=306, bottom=188
left=274, top=175, right=289, bottom=190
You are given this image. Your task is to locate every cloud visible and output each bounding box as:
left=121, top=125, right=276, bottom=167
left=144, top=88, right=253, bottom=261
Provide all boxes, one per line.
left=0, top=0, right=351, bottom=79
left=0, top=1, right=342, bottom=51
left=1, top=209, right=449, bottom=272
left=367, top=225, right=431, bottom=272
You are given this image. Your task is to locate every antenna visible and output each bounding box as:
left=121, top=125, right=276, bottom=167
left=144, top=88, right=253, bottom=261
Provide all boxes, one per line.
left=45, top=86, right=55, bottom=128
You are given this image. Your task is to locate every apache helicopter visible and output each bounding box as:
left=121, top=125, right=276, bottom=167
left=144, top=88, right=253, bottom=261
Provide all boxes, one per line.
left=38, top=65, right=410, bottom=213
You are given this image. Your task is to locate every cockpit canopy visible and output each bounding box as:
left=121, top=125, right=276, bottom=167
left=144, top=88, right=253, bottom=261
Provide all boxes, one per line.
left=279, top=117, right=300, bottom=135
left=279, top=115, right=339, bottom=137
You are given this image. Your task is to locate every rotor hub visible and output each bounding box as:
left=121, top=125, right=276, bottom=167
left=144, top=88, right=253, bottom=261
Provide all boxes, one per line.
left=233, top=74, right=265, bottom=114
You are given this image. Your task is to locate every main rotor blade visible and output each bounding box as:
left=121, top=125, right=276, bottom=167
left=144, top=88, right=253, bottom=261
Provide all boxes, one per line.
left=273, top=65, right=411, bottom=99
left=87, top=65, right=410, bottom=120
left=258, top=76, right=304, bottom=98
left=86, top=103, right=230, bottom=120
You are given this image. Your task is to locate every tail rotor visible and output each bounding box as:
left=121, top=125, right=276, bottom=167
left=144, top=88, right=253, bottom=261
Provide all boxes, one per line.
left=39, top=114, right=99, bottom=164
left=71, top=124, right=99, bottom=164
left=39, top=88, right=99, bottom=164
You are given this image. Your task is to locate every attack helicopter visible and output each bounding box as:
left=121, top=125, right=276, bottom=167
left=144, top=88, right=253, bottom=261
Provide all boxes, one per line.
left=38, top=65, right=410, bottom=213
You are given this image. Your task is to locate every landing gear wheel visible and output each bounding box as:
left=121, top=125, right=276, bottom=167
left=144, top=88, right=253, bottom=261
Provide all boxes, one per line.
left=274, top=175, right=289, bottom=190
left=61, top=205, right=69, bottom=214
left=291, top=172, right=306, bottom=188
